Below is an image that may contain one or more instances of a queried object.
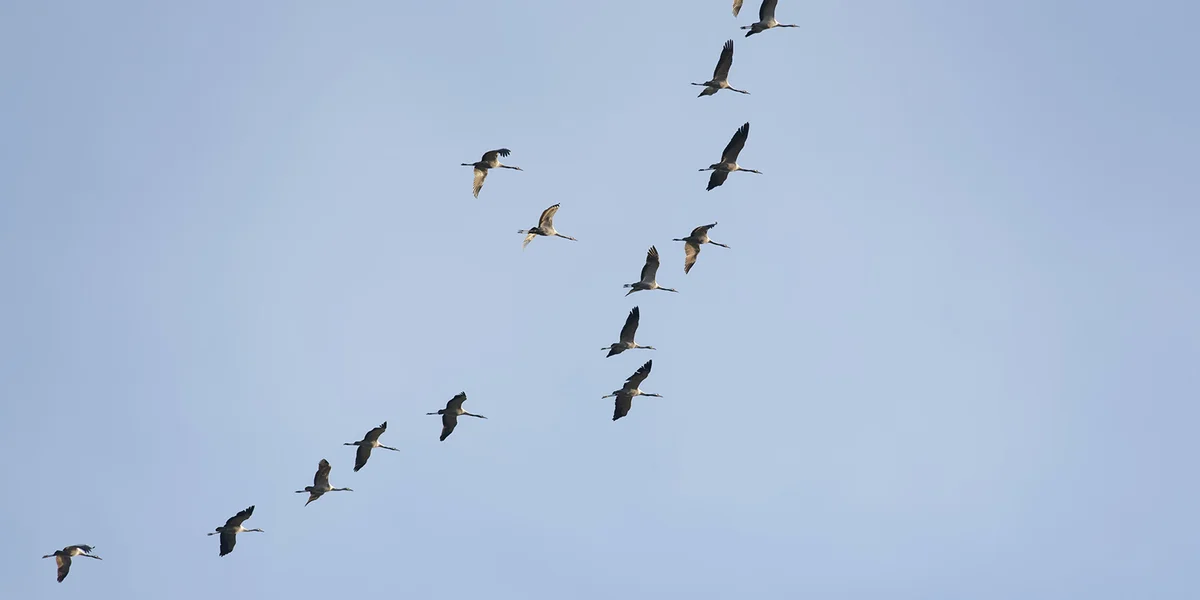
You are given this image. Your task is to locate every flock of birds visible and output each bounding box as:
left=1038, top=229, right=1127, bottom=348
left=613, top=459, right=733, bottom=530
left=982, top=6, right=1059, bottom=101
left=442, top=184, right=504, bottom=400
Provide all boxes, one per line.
left=39, top=0, right=797, bottom=583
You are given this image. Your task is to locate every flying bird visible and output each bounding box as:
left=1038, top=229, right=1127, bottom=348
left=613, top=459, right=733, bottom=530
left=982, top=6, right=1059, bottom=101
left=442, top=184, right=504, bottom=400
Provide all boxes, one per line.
left=602, top=360, right=662, bottom=421
left=41, top=545, right=101, bottom=583
left=673, top=223, right=730, bottom=274
left=623, top=246, right=678, bottom=296
left=700, top=122, right=761, bottom=191
left=344, top=421, right=399, bottom=472
left=518, top=203, right=577, bottom=249
left=461, top=148, right=522, bottom=198
left=742, top=0, right=798, bottom=37
left=692, top=40, right=749, bottom=97
left=207, top=505, right=263, bottom=557
left=603, top=306, right=655, bottom=357
left=427, top=392, right=487, bottom=441
left=295, top=459, right=353, bottom=506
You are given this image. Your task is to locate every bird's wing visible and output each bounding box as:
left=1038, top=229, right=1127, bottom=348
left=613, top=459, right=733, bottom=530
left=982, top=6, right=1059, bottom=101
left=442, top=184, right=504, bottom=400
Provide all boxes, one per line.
left=733, top=0, right=744, bottom=16
left=354, top=443, right=372, bottom=472
left=626, top=360, right=653, bottom=389
left=619, top=306, right=640, bottom=344
left=713, top=40, right=734, bottom=81
left=539, top=203, right=560, bottom=229
left=314, top=459, right=332, bottom=488
left=225, top=505, right=254, bottom=528
left=706, top=170, right=730, bottom=191
left=447, top=392, right=467, bottom=411
left=760, top=0, right=778, bottom=21
left=472, top=168, right=487, bottom=198
left=721, top=122, right=750, bottom=163
left=684, top=241, right=701, bottom=274
left=363, top=423, right=386, bottom=444
left=56, top=554, right=70, bottom=582
left=692, top=223, right=717, bottom=237
left=440, top=412, right=458, bottom=441
left=68, top=545, right=94, bottom=555
left=522, top=232, right=536, bottom=249
left=481, top=148, right=511, bottom=163
left=613, top=394, right=633, bottom=421
left=219, top=531, right=236, bottom=556
left=639, top=246, right=660, bottom=283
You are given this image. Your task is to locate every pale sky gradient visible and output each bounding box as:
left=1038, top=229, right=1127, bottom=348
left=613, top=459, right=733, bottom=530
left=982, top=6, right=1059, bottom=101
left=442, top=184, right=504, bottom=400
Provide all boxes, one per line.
left=2, top=1, right=1198, bottom=598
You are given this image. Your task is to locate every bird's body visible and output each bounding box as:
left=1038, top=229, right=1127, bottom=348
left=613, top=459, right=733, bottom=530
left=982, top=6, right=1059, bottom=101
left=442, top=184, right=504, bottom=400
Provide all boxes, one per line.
left=518, top=203, right=577, bottom=249
left=295, top=459, right=353, bottom=506
left=427, top=392, right=487, bottom=441
left=700, top=122, right=761, bottom=191
left=603, top=306, right=655, bottom=357
left=623, top=246, right=678, bottom=295
left=602, top=360, right=661, bottom=421
left=42, top=545, right=101, bottom=583
left=345, top=421, right=399, bottom=472
left=462, top=148, right=522, bottom=198
left=692, top=40, right=749, bottom=97
left=741, top=0, right=798, bottom=36
left=673, top=223, right=730, bottom=274
left=207, top=505, right=263, bottom=557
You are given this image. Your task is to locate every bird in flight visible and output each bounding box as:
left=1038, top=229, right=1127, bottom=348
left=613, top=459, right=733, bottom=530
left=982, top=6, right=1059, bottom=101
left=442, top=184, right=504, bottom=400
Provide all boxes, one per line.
left=603, top=306, right=655, bottom=357
left=623, top=246, right=678, bottom=296
left=461, top=148, right=522, bottom=198
left=207, top=505, right=263, bottom=557
left=700, top=122, right=761, bottom=191
left=518, top=203, right=578, bottom=249
left=295, top=459, right=353, bottom=506
left=427, top=392, right=487, bottom=441
left=741, top=0, right=799, bottom=37
left=673, top=223, right=730, bottom=274
left=344, top=421, right=399, bottom=472
left=692, top=40, right=749, bottom=97
left=42, top=545, right=102, bottom=583
left=602, top=360, right=662, bottom=421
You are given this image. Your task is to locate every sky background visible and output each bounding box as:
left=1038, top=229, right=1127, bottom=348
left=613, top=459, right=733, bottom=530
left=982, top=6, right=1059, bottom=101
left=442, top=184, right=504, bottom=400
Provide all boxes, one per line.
left=2, top=1, right=1198, bottom=598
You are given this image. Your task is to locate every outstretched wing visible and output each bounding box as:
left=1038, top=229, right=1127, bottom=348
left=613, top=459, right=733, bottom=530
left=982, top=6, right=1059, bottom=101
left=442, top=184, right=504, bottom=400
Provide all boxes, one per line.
left=691, top=223, right=717, bottom=238
left=354, top=443, right=373, bottom=472
left=55, top=554, right=71, bottom=582
left=224, top=505, right=254, bottom=529
left=539, top=203, right=560, bottom=229
left=626, top=360, right=653, bottom=389
left=733, top=0, right=744, bottom=17
left=721, top=122, right=750, bottom=163
left=760, top=0, right=778, bottom=21
left=446, top=392, right=467, bottom=412
left=613, top=394, right=633, bottom=421
left=69, top=545, right=98, bottom=556
left=440, top=412, right=458, bottom=441
left=314, top=459, right=332, bottom=488
left=684, top=241, right=701, bottom=274
left=639, top=246, right=660, bottom=284
left=472, top=168, right=487, bottom=198
left=219, top=531, right=236, bottom=556
left=713, top=40, right=734, bottom=81
left=522, top=232, right=536, bottom=249
left=706, top=170, right=730, bottom=191
left=481, top=148, right=511, bottom=163
left=364, top=422, right=387, bottom=443
left=619, top=306, right=640, bottom=344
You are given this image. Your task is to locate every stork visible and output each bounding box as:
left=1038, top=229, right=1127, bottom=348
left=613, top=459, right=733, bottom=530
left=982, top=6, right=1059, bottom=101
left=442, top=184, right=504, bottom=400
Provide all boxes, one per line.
left=623, top=246, right=678, bottom=296
left=207, top=505, right=263, bottom=557
left=345, top=421, right=399, bottom=472
left=295, top=459, right=353, bottom=506
left=692, top=40, right=749, bottom=97
left=41, top=545, right=101, bottom=582
left=602, top=360, right=662, bottom=421
left=741, top=0, right=798, bottom=37
left=603, top=306, right=655, bottom=357
left=518, top=203, right=577, bottom=249
left=700, top=122, right=760, bottom=191
left=462, top=148, right=522, bottom=198
left=427, top=392, right=487, bottom=441
left=673, top=223, right=730, bottom=274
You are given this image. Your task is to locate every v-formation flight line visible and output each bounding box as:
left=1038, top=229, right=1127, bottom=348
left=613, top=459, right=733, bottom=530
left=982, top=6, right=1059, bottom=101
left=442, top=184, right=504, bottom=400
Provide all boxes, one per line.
left=41, top=0, right=798, bottom=582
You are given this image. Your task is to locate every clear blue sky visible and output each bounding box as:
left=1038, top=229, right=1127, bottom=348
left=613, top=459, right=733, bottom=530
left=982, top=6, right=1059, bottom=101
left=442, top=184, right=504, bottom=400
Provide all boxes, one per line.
left=2, top=1, right=1198, bottom=597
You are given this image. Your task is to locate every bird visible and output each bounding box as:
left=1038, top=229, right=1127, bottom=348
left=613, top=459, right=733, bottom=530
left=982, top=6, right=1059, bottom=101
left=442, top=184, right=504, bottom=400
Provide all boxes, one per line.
left=741, top=0, right=798, bottom=37
left=344, top=421, right=399, bottom=472
left=207, top=505, right=263, bottom=557
left=427, top=392, right=487, bottom=441
left=602, top=360, right=661, bottom=421
left=603, top=306, right=655, bottom=357
left=692, top=40, right=749, bottom=97
left=518, top=203, right=577, bottom=249
left=461, top=148, right=522, bottom=198
left=41, top=545, right=101, bottom=583
left=700, top=122, right=761, bottom=191
left=733, top=0, right=744, bottom=16
left=295, top=459, right=353, bottom=506
left=673, top=223, right=730, bottom=274
left=623, top=246, right=678, bottom=296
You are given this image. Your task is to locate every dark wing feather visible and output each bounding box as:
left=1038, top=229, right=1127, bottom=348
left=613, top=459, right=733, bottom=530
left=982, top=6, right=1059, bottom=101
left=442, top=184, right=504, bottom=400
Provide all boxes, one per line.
left=760, top=0, right=779, bottom=21
left=314, top=459, right=332, bottom=487
left=626, top=360, right=653, bottom=389
left=684, top=242, right=701, bottom=274
left=440, top=412, right=457, bottom=441
left=692, top=223, right=717, bottom=237
left=619, top=306, right=640, bottom=344
left=354, top=443, right=372, bottom=472
left=721, top=122, right=750, bottom=163
left=219, top=531, right=236, bottom=556
left=713, top=40, right=734, bottom=81
left=613, top=394, right=633, bottom=421
left=639, top=246, right=660, bottom=283
left=364, top=422, right=387, bottom=443
left=539, top=204, right=560, bottom=229
left=447, top=392, right=467, bottom=411
left=56, top=554, right=70, bottom=582
left=481, top=148, right=511, bottom=162
left=706, top=170, right=730, bottom=191
left=225, top=505, right=254, bottom=529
